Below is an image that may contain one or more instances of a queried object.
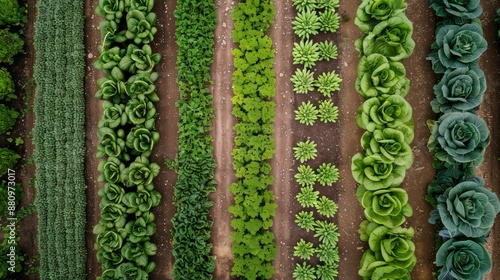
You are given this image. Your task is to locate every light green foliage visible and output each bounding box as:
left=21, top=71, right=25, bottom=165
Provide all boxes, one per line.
left=295, top=100, right=318, bottom=125
left=316, top=243, right=339, bottom=265
left=293, top=9, right=321, bottom=40
left=0, top=0, right=27, bottom=26
left=297, top=186, right=319, bottom=208
left=125, top=10, right=157, bottom=45
left=361, top=127, right=413, bottom=168
left=0, top=104, right=18, bottom=134
left=317, top=100, right=338, bottom=123
left=314, top=220, right=339, bottom=246
left=355, top=0, right=407, bottom=33
left=291, top=68, right=315, bottom=94
left=436, top=239, right=491, bottom=279
left=294, top=140, right=317, bottom=163
left=351, top=152, right=406, bottom=190
left=295, top=165, right=317, bottom=187
left=292, top=0, right=317, bottom=13
left=294, top=239, right=315, bottom=260
left=316, top=0, right=339, bottom=9
left=356, top=95, right=412, bottom=132
left=0, top=68, right=16, bottom=101
left=293, top=262, right=317, bottom=280
left=94, top=46, right=125, bottom=74
left=0, top=29, right=23, bottom=65
left=359, top=250, right=411, bottom=280
left=99, top=101, right=128, bottom=128
left=319, top=9, right=340, bottom=33
left=317, top=41, right=338, bottom=61
left=0, top=148, right=19, bottom=177
left=295, top=211, right=315, bottom=232
left=293, top=40, right=320, bottom=69
left=315, top=163, right=339, bottom=186
left=315, top=71, right=341, bottom=97
left=316, top=263, right=338, bottom=280
left=315, top=196, right=338, bottom=217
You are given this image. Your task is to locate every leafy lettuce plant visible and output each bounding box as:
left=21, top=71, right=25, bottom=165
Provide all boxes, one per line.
left=99, top=20, right=127, bottom=46
left=121, top=156, right=160, bottom=187
left=98, top=183, right=126, bottom=206
left=317, top=41, right=338, bottom=61
left=0, top=28, right=24, bottom=65
left=361, top=127, right=413, bottom=168
left=355, top=13, right=415, bottom=61
left=118, top=44, right=161, bottom=74
left=0, top=148, right=19, bottom=178
left=433, top=179, right=500, bottom=238
left=0, top=68, right=16, bottom=101
left=97, top=127, right=128, bottom=160
left=126, top=127, right=160, bottom=157
left=430, top=0, right=482, bottom=24
left=291, top=68, right=315, bottom=94
left=351, top=153, right=406, bottom=190
left=125, top=0, right=154, bottom=13
left=120, top=241, right=157, bottom=268
left=428, top=23, right=487, bottom=74
left=318, top=100, right=339, bottom=123
left=124, top=211, right=156, bottom=243
left=0, top=0, right=27, bottom=26
left=356, top=95, right=412, bottom=132
left=98, top=157, right=126, bottom=183
left=436, top=239, right=491, bottom=280
left=431, top=66, right=485, bottom=113
left=126, top=74, right=159, bottom=101
left=292, top=40, right=320, bottom=69
left=355, top=0, right=407, bottom=33
left=98, top=101, right=128, bottom=128
left=122, top=184, right=161, bottom=216
left=94, top=46, right=125, bottom=74
left=125, top=10, right=158, bottom=45
left=0, top=103, right=18, bottom=134
left=125, top=98, right=157, bottom=129
left=96, top=0, right=125, bottom=23
left=318, top=9, right=340, bottom=33
left=359, top=250, right=411, bottom=280
left=355, top=53, right=409, bottom=99
left=428, top=112, right=489, bottom=166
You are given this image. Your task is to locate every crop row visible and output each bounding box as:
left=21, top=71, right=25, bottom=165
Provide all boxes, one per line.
left=32, top=0, right=87, bottom=278
left=426, top=0, right=500, bottom=278
left=170, top=0, right=217, bottom=279
left=92, top=0, right=162, bottom=278
left=229, top=0, right=277, bottom=279
left=352, top=0, right=417, bottom=278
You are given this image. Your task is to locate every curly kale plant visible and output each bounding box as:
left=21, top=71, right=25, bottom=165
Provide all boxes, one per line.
left=361, top=127, right=413, bottom=168
left=436, top=238, right=491, bottom=280
left=428, top=112, right=489, bottom=166
left=433, top=179, right=500, bottom=238
left=431, top=66, right=485, bottom=113
left=356, top=54, right=409, bottom=99
left=356, top=95, right=413, bottom=132
left=352, top=152, right=407, bottom=190
left=355, top=0, right=407, bottom=33
left=0, top=68, right=16, bottom=101
left=428, top=23, right=487, bottom=74
left=355, top=13, right=415, bottom=61
left=430, top=0, right=482, bottom=24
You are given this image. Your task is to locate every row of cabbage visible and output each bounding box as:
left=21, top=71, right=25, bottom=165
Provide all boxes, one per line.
left=170, top=0, right=217, bottom=279
left=229, top=0, right=277, bottom=279
left=426, top=0, right=500, bottom=279
left=289, top=0, right=342, bottom=279
left=351, top=0, right=417, bottom=278
left=92, top=0, right=162, bottom=278
left=32, top=0, right=87, bottom=278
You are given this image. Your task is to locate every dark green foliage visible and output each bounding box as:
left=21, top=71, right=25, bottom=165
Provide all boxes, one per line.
left=0, top=28, right=23, bottom=65
left=0, top=148, right=19, bottom=178
left=0, top=68, right=16, bottom=101
left=0, top=0, right=27, bottom=26
left=33, top=0, right=87, bottom=277
left=430, top=0, right=482, bottom=24
left=436, top=239, right=491, bottom=279
left=0, top=104, right=18, bottom=134
left=230, top=0, right=277, bottom=278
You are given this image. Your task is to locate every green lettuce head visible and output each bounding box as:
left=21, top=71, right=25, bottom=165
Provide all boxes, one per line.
left=430, top=0, right=482, bottom=24
left=356, top=54, right=410, bottom=99
left=428, top=112, right=489, bottom=166
left=436, top=179, right=500, bottom=238
left=361, top=127, right=413, bottom=168
left=428, top=24, right=487, bottom=74
left=355, top=0, right=407, bottom=33
left=356, top=95, right=413, bottom=132
left=357, top=185, right=413, bottom=228
left=436, top=239, right=491, bottom=280
left=432, top=66, right=486, bottom=113
left=352, top=153, right=407, bottom=190
left=355, top=13, right=415, bottom=61
left=359, top=250, right=411, bottom=280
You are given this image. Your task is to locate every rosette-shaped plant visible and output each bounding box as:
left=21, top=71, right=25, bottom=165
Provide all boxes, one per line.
left=97, top=250, right=123, bottom=271
left=121, top=156, right=160, bottom=187
left=118, top=44, right=161, bottom=74
left=434, top=179, right=500, bottom=238
left=124, top=212, right=156, bottom=243
left=427, top=165, right=476, bottom=208
left=96, top=0, right=124, bottom=23
left=126, top=127, right=160, bottom=157
left=121, top=241, right=157, bottom=267
left=125, top=0, right=154, bottom=13
left=98, top=157, right=126, bottom=183
left=97, top=127, right=128, bottom=160
left=125, top=97, right=157, bottom=129
left=292, top=9, right=321, bottom=40
left=356, top=95, right=412, bottom=132
left=430, top=0, right=482, bottom=24
left=98, top=101, right=128, bottom=128
left=428, top=112, right=489, bottom=165
left=96, top=68, right=127, bottom=103
left=357, top=185, right=413, bottom=228
left=291, top=0, right=317, bottom=13
left=114, top=262, right=152, bottom=279
left=99, top=203, right=128, bottom=229
left=125, top=10, right=158, bottom=45
left=125, top=73, right=159, bottom=102
left=122, top=184, right=161, bottom=216
left=436, top=239, right=491, bottom=280
left=356, top=14, right=415, bottom=61
left=0, top=68, right=16, bottom=101
left=428, top=24, right=487, bottom=74
left=292, top=40, right=320, bottom=69
left=355, top=54, right=410, bottom=99
left=0, top=29, right=24, bottom=65
left=99, top=20, right=127, bottom=45
left=95, top=46, right=125, bottom=73
left=98, top=183, right=126, bottom=206
left=291, top=68, right=314, bottom=94
left=355, top=0, right=407, bottom=33
left=431, top=66, right=485, bottom=113
left=361, top=127, right=413, bottom=168
left=352, top=153, right=407, bottom=190
left=94, top=227, right=127, bottom=252
left=359, top=250, right=411, bottom=280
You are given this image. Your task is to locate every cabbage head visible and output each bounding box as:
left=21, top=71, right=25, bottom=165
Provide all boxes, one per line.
left=355, top=13, right=415, bottom=61
left=359, top=250, right=411, bottom=280
left=435, top=179, right=500, bottom=238
left=355, top=54, right=410, bottom=100
left=352, top=153, right=407, bottom=190
left=357, top=185, right=413, bottom=228
left=430, top=0, right=482, bottom=24
left=428, top=23, right=487, bottom=74
left=436, top=239, right=491, bottom=280
left=355, top=0, right=407, bottom=33
left=431, top=66, right=485, bottom=113
left=361, top=127, right=413, bottom=168
left=356, top=95, right=413, bottom=132
left=428, top=112, right=489, bottom=166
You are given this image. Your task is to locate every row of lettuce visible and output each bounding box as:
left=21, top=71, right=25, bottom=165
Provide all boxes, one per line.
left=289, top=1, right=342, bottom=279
left=33, top=0, right=87, bottom=278
left=426, top=0, right=500, bottom=279
left=352, top=0, right=417, bottom=278
left=0, top=1, right=27, bottom=279
left=92, top=0, right=162, bottom=278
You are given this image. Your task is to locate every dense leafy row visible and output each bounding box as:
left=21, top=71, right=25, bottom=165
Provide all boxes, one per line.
left=32, top=0, right=87, bottom=278
left=93, top=0, right=162, bottom=278
left=171, top=0, right=217, bottom=279
left=352, top=0, right=416, bottom=278
left=230, top=1, right=277, bottom=279
left=426, top=0, right=500, bottom=279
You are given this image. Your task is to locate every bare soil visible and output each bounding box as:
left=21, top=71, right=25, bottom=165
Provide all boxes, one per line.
left=14, top=0, right=500, bottom=279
